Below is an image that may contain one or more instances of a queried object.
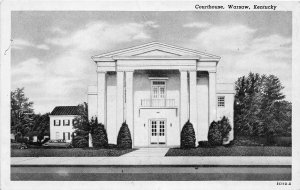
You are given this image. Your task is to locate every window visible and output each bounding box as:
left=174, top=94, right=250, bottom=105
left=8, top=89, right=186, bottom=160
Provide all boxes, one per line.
left=63, top=132, right=71, bottom=140
left=218, top=96, right=225, bottom=107
left=54, top=120, right=61, bottom=126
left=151, top=80, right=166, bottom=99
left=63, top=119, right=70, bottom=126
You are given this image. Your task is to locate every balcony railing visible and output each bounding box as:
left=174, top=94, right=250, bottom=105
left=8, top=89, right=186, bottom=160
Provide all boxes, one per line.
left=140, top=99, right=176, bottom=107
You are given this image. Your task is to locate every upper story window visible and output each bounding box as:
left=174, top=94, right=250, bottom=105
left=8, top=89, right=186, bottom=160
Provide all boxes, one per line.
left=54, top=119, right=61, bottom=126
left=218, top=96, right=225, bottom=107
left=63, top=119, right=70, bottom=126
left=151, top=80, right=166, bottom=99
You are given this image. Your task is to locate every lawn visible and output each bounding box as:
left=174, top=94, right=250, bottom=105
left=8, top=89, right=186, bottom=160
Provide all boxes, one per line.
left=165, top=146, right=291, bottom=157
left=11, top=148, right=135, bottom=157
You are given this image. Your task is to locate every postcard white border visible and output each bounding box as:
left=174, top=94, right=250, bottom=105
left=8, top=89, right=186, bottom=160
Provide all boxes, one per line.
left=1, top=1, right=300, bottom=190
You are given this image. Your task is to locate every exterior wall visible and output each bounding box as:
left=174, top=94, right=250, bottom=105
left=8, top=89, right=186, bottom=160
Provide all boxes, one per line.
left=197, top=73, right=209, bottom=141
left=49, top=115, right=76, bottom=142
left=136, top=109, right=179, bottom=147
left=133, top=70, right=180, bottom=147
left=106, top=73, right=117, bottom=144
left=216, top=92, right=234, bottom=141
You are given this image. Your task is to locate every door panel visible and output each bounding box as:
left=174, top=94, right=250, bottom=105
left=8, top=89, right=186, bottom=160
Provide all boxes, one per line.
left=158, top=120, right=166, bottom=144
left=150, top=119, right=166, bottom=145
left=150, top=120, right=158, bottom=144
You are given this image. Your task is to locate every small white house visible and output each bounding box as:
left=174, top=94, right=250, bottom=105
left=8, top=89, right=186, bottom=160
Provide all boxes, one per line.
left=49, top=106, right=79, bottom=142
left=87, top=42, right=235, bottom=148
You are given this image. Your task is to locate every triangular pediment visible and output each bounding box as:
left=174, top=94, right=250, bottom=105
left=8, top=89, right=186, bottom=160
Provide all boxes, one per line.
left=92, top=42, right=220, bottom=60
left=133, top=49, right=181, bottom=57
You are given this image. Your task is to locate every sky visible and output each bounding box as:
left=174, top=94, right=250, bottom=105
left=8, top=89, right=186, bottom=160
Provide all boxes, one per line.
left=11, top=11, right=292, bottom=114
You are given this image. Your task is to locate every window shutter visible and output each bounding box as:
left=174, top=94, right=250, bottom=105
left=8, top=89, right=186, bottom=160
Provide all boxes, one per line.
left=63, top=132, right=65, bottom=140
left=68, top=133, right=70, bottom=140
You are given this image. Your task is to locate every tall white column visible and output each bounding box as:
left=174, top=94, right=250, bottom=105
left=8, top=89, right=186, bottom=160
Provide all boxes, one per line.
left=209, top=71, right=217, bottom=123
left=97, top=72, right=106, bottom=126
left=125, top=71, right=134, bottom=139
left=189, top=71, right=198, bottom=141
left=180, top=71, right=188, bottom=127
left=116, top=71, right=124, bottom=130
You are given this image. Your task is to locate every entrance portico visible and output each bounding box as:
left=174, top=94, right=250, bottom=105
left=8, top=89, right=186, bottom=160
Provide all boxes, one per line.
left=88, top=42, right=234, bottom=147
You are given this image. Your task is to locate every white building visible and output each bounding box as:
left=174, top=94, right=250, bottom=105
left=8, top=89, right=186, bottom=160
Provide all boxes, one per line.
left=88, top=42, right=234, bottom=148
left=49, top=106, right=79, bottom=142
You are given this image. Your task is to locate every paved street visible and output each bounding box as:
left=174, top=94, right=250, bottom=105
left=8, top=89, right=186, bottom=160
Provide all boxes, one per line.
left=11, top=156, right=291, bottom=166
left=11, top=165, right=291, bottom=181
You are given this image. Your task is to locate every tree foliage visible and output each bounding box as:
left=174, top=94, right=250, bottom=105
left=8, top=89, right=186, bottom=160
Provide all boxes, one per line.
left=208, top=116, right=232, bottom=146
left=234, top=72, right=291, bottom=138
left=11, top=88, right=34, bottom=138
left=32, top=113, right=50, bottom=141
left=180, top=120, right=196, bottom=149
left=72, top=102, right=91, bottom=148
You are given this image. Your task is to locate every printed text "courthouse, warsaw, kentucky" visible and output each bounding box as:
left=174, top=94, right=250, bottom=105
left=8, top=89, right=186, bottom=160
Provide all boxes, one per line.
left=195, top=4, right=277, bottom=10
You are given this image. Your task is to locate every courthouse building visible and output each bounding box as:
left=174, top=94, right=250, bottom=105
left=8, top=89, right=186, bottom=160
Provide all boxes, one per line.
left=87, top=42, right=234, bottom=147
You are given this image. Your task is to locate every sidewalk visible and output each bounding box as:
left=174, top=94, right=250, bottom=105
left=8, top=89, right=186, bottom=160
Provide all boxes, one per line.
left=121, top=148, right=169, bottom=157
left=11, top=156, right=291, bottom=166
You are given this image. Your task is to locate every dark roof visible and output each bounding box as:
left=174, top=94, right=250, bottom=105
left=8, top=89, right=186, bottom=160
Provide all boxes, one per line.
left=50, top=106, right=79, bottom=115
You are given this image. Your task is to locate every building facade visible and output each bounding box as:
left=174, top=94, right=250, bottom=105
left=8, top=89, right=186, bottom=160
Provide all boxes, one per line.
left=49, top=106, right=79, bottom=142
left=88, top=42, right=234, bottom=147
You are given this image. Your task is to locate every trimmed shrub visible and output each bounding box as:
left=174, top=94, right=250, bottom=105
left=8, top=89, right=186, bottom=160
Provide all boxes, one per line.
left=72, top=136, right=88, bottom=148
left=208, top=121, right=223, bottom=146
left=117, top=122, right=132, bottom=149
left=91, top=123, right=108, bottom=148
left=180, top=120, right=196, bottom=149
left=208, top=116, right=232, bottom=146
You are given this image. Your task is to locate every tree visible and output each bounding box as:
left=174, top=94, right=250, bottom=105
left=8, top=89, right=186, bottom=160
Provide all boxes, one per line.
left=11, top=88, right=34, bottom=138
left=32, top=113, right=50, bottom=141
left=234, top=72, right=291, bottom=139
left=72, top=103, right=91, bottom=148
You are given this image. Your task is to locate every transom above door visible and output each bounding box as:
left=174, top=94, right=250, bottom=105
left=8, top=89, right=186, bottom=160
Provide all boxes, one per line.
left=149, top=119, right=166, bottom=145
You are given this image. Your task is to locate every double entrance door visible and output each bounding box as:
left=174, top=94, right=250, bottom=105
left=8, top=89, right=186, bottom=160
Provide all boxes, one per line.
left=149, top=119, right=166, bottom=145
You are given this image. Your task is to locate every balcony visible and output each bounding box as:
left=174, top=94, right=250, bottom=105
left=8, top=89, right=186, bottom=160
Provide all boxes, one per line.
left=140, top=99, right=176, bottom=107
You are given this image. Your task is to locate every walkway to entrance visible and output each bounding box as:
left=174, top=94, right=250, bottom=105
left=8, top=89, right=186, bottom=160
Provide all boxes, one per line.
left=121, top=148, right=169, bottom=157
